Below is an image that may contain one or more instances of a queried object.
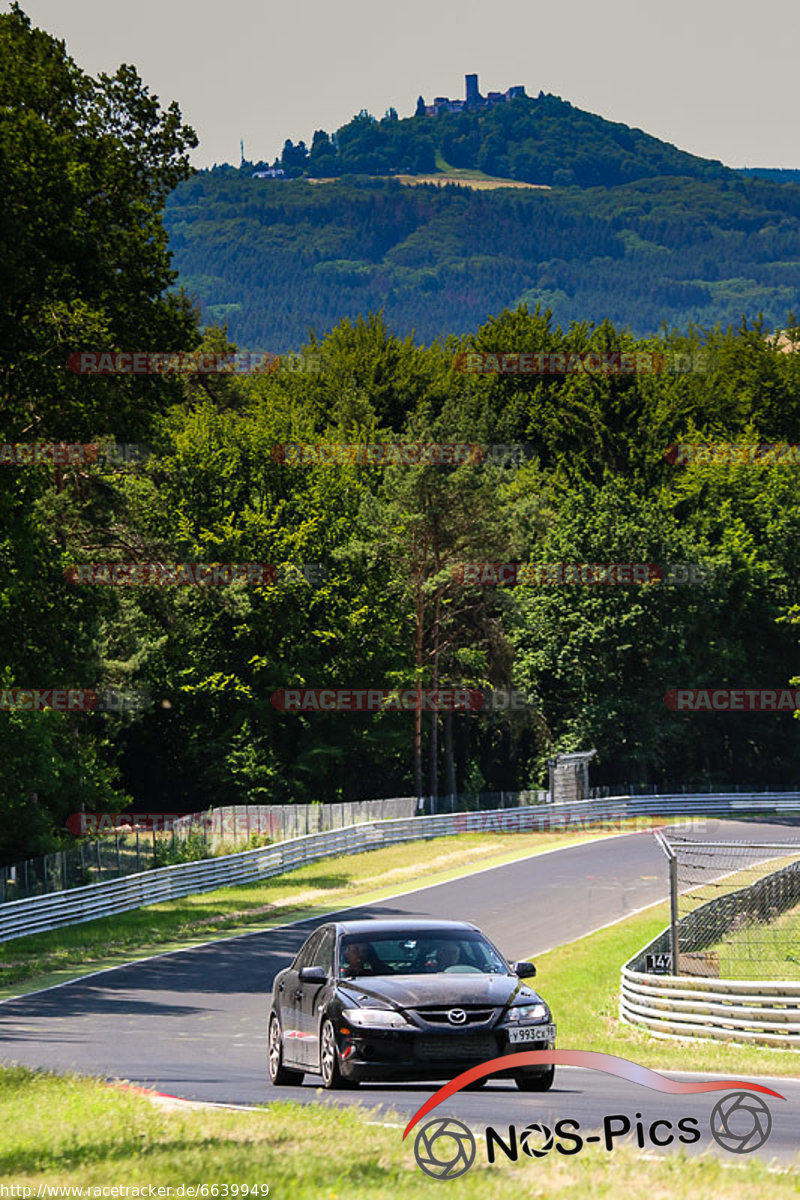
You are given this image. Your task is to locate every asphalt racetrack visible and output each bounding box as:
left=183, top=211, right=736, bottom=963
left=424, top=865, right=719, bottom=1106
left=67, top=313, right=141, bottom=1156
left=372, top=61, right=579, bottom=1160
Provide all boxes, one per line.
left=2, top=819, right=799, bottom=1164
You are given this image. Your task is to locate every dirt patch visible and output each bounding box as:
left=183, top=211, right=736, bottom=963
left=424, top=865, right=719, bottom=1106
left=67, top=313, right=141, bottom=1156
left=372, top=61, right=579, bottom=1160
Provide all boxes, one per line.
left=307, top=174, right=550, bottom=191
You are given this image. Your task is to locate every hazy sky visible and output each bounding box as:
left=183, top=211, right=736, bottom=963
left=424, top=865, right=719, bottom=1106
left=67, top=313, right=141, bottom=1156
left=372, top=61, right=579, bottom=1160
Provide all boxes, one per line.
left=12, top=0, right=800, bottom=169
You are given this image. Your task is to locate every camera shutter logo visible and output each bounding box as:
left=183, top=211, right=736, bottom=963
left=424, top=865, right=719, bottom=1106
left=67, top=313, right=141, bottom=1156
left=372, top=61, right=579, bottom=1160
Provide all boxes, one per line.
left=414, top=1117, right=476, bottom=1179
left=519, top=1122, right=554, bottom=1158
left=447, top=1008, right=467, bottom=1025
left=710, top=1092, right=772, bottom=1154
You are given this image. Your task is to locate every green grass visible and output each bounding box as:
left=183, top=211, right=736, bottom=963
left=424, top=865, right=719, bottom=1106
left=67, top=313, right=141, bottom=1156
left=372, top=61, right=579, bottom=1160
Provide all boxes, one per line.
left=0, top=829, right=617, bottom=998
left=713, top=902, right=800, bottom=981
left=528, top=902, right=800, bottom=1076
left=0, top=1065, right=797, bottom=1195
left=431, top=151, right=521, bottom=182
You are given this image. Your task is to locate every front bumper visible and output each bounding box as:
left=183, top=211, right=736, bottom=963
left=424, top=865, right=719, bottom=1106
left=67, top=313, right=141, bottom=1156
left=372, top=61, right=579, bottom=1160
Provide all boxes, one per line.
left=336, top=1023, right=556, bottom=1082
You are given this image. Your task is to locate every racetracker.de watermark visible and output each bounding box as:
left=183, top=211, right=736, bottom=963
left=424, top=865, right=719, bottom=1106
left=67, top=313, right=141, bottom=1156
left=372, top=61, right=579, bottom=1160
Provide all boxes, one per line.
left=270, top=443, right=531, bottom=467
left=66, top=811, right=277, bottom=835
left=450, top=562, right=717, bottom=586
left=67, top=812, right=207, bottom=834
left=270, top=688, right=532, bottom=712
left=451, top=810, right=708, bottom=834
left=67, top=810, right=706, bottom=837
left=0, top=687, right=150, bottom=712
left=454, top=351, right=666, bottom=374
left=665, top=442, right=800, bottom=465
left=64, top=562, right=325, bottom=587
left=454, top=350, right=719, bottom=375
left=66, top=351, right=320, bottom=375
left=664, top=688, right=800, bottom=711
left=0, top=443, right=150, bottom=467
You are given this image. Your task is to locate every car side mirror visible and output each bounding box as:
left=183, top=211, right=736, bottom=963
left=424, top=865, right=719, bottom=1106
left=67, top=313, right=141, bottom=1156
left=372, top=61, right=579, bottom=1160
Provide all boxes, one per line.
left=299, top=965, right=328, bottom=983
left=514, top=961, right=536, bottom=978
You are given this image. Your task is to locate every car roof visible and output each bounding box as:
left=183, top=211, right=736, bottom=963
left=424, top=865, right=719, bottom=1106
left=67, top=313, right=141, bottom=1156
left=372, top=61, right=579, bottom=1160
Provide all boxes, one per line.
left=334, top=918, right=479, bottom=935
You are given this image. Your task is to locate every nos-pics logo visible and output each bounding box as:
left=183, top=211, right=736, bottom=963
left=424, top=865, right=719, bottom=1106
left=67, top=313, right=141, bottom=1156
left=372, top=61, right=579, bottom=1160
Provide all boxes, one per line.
left=405, top=1051, right=783, bottom=1178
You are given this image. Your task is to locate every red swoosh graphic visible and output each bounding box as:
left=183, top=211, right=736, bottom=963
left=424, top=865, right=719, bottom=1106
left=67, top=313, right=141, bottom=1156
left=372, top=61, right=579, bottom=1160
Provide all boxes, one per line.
left=402, top=1050, right=785, bottom=1139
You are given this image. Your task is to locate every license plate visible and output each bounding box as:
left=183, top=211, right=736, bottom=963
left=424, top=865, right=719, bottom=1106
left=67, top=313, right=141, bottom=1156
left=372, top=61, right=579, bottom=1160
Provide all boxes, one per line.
left=507, top=1023, right=556, bottom=1044
left=417, top=1036, right=498, bottom=1061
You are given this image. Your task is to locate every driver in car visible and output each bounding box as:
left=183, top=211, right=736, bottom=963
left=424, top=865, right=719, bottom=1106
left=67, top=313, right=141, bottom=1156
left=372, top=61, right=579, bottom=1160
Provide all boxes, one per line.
left=340, top=940, right=388, bottom=976
left=436, top=942, right=461, bottom=969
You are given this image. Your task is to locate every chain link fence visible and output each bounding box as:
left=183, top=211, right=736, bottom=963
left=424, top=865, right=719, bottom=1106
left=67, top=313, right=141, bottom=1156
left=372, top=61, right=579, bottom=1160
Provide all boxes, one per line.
left=654, top=832, right=800, bottom=979
left=181, top=798, right=419, bottom=846
left=0, top=829, right=165, bottom=903
left=1, top=793, right=548, bottom=901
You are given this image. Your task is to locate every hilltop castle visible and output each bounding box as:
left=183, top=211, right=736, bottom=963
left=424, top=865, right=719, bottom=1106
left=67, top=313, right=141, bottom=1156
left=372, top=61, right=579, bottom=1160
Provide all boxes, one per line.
left=419, top=73, right=526, bottom=117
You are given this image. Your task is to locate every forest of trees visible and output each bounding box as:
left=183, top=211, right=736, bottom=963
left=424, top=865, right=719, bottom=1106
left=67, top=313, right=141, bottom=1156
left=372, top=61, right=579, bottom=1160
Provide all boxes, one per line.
left=164, top=170, right=800, bottom=349
left=3, top=6, right=800, bottom=865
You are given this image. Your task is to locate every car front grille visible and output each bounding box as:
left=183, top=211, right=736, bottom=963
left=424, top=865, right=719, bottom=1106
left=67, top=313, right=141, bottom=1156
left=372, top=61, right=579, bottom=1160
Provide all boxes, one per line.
left=410, top=1006, right=497, bottom=1027
left=415, top=1035, right=498, bottom=1061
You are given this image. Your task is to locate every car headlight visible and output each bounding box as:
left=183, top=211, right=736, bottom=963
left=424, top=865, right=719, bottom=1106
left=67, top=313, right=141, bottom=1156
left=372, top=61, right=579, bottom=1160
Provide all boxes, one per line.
left=504, top=1002, right=549, bottom=1023
left=342, top=1007, right=412, bottom=1029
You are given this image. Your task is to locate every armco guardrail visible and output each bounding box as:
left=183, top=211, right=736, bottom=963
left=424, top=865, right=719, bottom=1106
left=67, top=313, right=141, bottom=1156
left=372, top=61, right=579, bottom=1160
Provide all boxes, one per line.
left=449, top=791, right=800, bottom=830
left=0, top=814, right=454, bottom=943
left=2, top=791, right=799, bottom=944
left=620, top=967, right=800, bottom=1048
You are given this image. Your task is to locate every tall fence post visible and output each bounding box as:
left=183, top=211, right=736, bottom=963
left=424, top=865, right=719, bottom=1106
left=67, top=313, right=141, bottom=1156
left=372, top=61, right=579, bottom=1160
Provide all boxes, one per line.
left=654, top=829, right=680, bottom=976
left=669, top=852, right=680, bottom=976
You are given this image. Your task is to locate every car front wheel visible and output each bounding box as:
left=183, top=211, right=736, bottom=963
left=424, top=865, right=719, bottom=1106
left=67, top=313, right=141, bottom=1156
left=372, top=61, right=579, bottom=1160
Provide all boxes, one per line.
left=320, top=1018, right=353, bottom=1089
left=516, top=1066, right=555, bottom=1091
left=268, top=1014, right=304, bottom=1086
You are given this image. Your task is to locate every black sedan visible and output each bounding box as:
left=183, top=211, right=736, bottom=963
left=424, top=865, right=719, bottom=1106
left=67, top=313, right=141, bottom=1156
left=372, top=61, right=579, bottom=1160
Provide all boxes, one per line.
left=268, top=917, right=556, bottom=1090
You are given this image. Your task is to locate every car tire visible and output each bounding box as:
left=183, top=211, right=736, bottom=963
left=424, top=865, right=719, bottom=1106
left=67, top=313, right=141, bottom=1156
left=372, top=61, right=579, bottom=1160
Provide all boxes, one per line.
left=320, top=1018, right=350, bottom=1090
left=268, top=1014, right=304, bottom=1086
left=515, top=1066, right=555, bottom=1091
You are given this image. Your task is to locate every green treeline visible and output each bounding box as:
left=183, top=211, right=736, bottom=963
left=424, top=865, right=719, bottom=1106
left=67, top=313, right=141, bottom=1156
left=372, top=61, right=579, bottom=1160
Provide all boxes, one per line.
left=2, top=6, right=800, bottom=865
left=261, top=92, right=732, bottom=187
left=164, top=172, right=800, bottom=350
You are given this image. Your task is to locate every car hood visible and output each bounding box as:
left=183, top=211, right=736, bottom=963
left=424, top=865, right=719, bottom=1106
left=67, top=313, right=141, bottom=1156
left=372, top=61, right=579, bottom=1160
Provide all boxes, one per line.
left=337, top=973, right=543, bottom=1011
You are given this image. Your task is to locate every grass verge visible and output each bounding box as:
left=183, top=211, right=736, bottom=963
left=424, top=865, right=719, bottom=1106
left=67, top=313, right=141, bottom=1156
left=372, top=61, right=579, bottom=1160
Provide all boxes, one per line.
left=528, top=901, right=800, bottom=1077
left=0, top=1065, right=796, bottom=1195
left=0, top=829, right=621, bottom=998
left=714, top=901, right=800, bottom=980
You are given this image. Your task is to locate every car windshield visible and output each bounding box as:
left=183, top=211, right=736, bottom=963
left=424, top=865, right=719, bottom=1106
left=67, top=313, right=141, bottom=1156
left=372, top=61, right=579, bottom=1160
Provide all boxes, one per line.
left=338, top=931, right=510, bottom=976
